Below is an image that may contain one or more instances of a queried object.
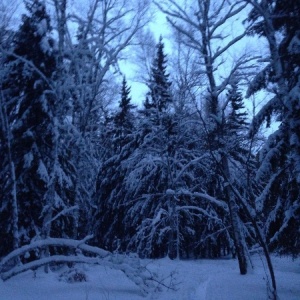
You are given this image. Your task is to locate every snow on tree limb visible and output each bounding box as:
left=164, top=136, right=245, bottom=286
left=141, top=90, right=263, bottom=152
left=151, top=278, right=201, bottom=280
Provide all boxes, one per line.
left=177, top=206, right=223, bottom=222
left=249, top=96, right=281, bottom=136
left=44, top=205, right=79, bottom=227
left=177, top=190, right=228, bottom=211
left=0, top=47, right=56, bottom=93
left=0, top=236, right=96, bottom=270
left=0, top=237, right=157, bottom=295
left=1, top=255, right=100, bottom=281
left=0, top=254, right=154, bottom=295
left=246, top=64, right=272, bottom=98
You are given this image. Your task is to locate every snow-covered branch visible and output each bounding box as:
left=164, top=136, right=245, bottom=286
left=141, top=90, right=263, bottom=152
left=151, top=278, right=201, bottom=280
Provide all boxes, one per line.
left=0, top=237, right=157, bottom=295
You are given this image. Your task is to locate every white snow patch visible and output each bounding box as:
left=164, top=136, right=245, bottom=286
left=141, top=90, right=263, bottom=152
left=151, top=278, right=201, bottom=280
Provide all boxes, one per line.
left=23, top=152, right=34, bottom=168
left=36, top=19, right=47, bottom=36
left=40, top=36, right=52, bottom=54
left=0, top=255, right=299, bottom=300
left=37, top=160, right=49, bottom=182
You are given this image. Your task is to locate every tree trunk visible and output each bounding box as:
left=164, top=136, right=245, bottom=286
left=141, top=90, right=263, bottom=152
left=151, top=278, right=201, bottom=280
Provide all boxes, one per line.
left=168, top=196, right=178, bottom=259
left=219, top=156, right=277, bottom=298
left=0, top=94, right=19, bottom=254
left=222, top=156, right=248, bottom=274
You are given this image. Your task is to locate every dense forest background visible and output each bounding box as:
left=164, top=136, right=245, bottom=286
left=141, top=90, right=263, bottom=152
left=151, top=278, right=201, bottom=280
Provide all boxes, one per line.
left=0, top=0, right=299, bottom=289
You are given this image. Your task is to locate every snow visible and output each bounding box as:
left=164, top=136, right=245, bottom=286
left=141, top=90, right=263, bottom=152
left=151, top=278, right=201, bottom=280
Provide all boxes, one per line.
left=37, top=160, right=49, bottom=182
left=23, top=152, right=33, bottom=168
left=40, top=36, right=52, bottom=54
left=0, top=254, right=299, bottom=300
left=36, top=19, right=48, bottom=37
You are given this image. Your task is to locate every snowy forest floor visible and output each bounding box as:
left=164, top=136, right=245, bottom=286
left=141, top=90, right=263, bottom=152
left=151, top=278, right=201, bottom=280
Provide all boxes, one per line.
left=0, top=254, right=299, bottom=300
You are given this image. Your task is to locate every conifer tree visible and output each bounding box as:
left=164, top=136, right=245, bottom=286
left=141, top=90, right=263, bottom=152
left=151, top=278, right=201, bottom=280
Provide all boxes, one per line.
left=93, top=37, right=181, bottom=258
left=114, top=76, right=136, bottom=142
left=1, top=0, right=58, bottom=251
left=92, top=77, right=138, bottom=251
left=224, top=81, right=253, bottom=165
left=118, top=38, right=218, bottom=260
left=246, top=0, right=300, bottom=257
left=227, top=82, right=248, bottom=136
left=144, top=36, right=172, bottom=114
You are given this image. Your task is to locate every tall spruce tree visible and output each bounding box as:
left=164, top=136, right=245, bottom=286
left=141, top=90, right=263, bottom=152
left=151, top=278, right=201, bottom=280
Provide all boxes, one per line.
left=118, top=37, right=224, bottom=260
left=92, top=37, right=181, bottom=258
left=114, top=76, right=136, bottom=144
left=144, top=36, right=172, bottom=114
left=1, top=0, right=58, bottom=251
left=92, top=77, right=138, bottom=251
left=246, top=0, right=300, bottom=257
left=224, top=81, right=253, bottom=166
left=227, top=82, right=248, bottom=136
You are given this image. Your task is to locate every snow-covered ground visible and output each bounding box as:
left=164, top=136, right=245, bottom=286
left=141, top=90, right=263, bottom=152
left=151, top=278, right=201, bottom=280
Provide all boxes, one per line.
left=0, top=254, right=299, bottom=300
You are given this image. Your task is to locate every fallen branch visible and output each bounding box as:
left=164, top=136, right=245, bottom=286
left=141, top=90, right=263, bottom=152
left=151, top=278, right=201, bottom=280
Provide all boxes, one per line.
left=0, top=237, right=158, bottom=296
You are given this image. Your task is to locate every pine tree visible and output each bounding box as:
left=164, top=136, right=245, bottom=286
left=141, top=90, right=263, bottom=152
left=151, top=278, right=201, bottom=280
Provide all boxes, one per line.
left=223, top=81, right=253, bottom=166
left=114, top=76, right=136, bottom=143
left=144, top=36, right=172, bottom=114
left=1, top=0, right=58, bottom=251
left=92, top=78, right=138, bottom=252
left=227, top=83, right=248, bottom=136
left=247, top=0, right=300, bottom=257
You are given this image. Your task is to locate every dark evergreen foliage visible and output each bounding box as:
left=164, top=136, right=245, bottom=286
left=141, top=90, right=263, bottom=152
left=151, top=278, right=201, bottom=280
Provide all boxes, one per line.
left=246, top=0, right=300, bottom=257
left=143, top=36, right=172, bottom=114
left=92, top=78, right=138, bottom=251
left=0, top=0, right=57, bottom=255
left=226, top=83, right=248, bottom=134
left=113, top=77, right=136, bottom=147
